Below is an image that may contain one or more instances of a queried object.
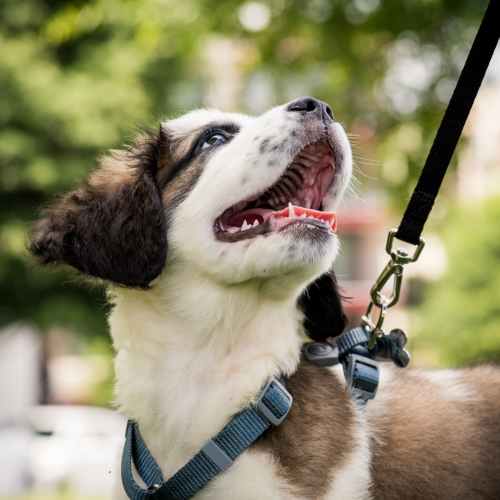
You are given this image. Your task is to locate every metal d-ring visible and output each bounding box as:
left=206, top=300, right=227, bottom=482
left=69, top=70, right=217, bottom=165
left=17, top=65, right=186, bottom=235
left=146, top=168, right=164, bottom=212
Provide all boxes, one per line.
left=386, top=229, right=425, bottom=265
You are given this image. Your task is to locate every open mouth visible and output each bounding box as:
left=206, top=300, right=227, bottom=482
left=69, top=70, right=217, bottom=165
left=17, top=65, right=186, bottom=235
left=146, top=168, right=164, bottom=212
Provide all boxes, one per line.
left=214, top=140, right=337, bottom=242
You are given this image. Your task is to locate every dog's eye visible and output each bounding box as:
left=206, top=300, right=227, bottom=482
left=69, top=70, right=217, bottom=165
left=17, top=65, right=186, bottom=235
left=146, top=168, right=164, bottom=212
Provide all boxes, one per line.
left=200, top=132, right=228, bottom=151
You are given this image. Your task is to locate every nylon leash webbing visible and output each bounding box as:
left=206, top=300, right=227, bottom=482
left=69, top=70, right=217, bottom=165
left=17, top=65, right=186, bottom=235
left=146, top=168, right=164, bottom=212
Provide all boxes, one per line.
left=396, top=0, right=500, bottom=246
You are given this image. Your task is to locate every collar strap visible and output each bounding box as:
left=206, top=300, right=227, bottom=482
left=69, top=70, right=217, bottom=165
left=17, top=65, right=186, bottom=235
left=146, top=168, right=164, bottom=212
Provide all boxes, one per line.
left=121, top=377, right=293, bottom=500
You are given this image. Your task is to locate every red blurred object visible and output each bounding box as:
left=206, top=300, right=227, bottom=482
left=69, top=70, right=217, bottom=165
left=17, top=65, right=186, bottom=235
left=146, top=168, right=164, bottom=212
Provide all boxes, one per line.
left=335, top=200, right=386, bottom=325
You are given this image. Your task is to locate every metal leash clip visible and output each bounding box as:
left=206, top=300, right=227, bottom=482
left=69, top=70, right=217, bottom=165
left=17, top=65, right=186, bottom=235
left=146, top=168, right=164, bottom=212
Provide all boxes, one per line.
left=304, top=230, right=424, bottom=404
left=362, top=229, right=425, bottom=348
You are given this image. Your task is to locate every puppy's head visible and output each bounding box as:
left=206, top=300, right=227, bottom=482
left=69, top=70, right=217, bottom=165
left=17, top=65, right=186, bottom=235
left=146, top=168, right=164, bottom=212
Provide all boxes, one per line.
left=30, top=97, right=351, bottom=338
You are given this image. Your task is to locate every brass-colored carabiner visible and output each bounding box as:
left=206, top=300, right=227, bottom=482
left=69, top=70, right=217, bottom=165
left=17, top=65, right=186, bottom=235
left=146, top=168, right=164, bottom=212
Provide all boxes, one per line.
left=370, top=259, right=404, bottom=309
left=362, top=302, right=387, bottom=349
left=369, top=229, right=425, bottom=309
left=363, top=229, right=426, bottom=348
left=362, top=301, right=386, bottom=332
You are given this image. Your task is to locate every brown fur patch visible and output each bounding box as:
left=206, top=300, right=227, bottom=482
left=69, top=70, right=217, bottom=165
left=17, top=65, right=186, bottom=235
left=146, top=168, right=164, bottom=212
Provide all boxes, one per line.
left=162, top=153, right=205, bottom=211
left=368, top=367, right=500, bottom=499
left=30, top=131, right=168, bottom=288
left=167, top=133, right=198, bottom=165
left=258, top=362, right=356, bottom=498
left=156, top=127, right=193, bottom=187
left=30, top=123, right=209, bottom=287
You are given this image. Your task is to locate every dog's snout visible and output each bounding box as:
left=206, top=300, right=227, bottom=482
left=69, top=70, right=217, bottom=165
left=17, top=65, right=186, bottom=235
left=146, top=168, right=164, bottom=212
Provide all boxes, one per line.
left=286, top=97, right=334, bottom=121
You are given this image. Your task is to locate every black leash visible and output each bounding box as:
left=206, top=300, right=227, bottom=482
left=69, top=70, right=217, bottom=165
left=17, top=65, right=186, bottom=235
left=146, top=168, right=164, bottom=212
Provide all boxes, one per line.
left=362, top=0, right=499, bottom=341
left=396, top=0, right=500, bottom=246
left=306, top=1, right=499, bottom=402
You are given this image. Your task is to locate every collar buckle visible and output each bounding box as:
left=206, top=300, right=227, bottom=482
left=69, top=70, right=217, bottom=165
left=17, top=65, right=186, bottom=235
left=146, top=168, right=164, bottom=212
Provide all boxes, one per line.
left=343, top=353, right=379, bottom=403
left=255, top=377, right=293, bottom=426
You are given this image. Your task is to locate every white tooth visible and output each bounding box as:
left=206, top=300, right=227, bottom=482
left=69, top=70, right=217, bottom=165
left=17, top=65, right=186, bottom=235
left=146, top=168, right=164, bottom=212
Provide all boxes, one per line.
left=228, top=227, right=239, bottom=233
left=252, top=220, right=259, bottom=227
left=288, top=202, right=296, bottom=218
left=242, top=219, right=250, bottom=230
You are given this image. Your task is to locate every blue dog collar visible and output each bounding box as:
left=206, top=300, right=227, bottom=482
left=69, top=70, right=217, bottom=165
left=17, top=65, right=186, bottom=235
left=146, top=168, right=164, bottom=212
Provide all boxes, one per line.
left=121, top=377, right=293, bottom=499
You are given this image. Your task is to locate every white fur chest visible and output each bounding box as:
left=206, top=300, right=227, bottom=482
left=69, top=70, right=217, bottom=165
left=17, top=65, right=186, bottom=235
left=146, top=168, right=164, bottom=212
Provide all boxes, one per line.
left=109, top=275, right=303, bottom=481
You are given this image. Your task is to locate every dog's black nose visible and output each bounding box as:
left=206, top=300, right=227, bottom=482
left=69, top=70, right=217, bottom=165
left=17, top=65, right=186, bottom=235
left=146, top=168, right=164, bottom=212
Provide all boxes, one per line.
left=286, top=97, right=334, bottom=121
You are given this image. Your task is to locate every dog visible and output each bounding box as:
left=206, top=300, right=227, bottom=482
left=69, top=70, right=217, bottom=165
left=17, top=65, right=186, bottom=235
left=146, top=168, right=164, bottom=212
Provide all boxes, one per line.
left=30, top=97, right=500, bottom=499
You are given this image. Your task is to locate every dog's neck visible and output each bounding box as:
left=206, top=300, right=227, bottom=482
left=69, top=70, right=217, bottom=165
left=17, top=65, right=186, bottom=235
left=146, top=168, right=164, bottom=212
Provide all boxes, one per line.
left=109, top=265, right=306, bottom=473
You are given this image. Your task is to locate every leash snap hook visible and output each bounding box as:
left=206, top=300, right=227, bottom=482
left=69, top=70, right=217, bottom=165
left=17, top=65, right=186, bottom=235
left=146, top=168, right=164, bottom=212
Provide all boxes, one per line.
left=362, top=301, right=386, bottom=333
left=370, top=259, right=403, bottom=310
left=363, top=229, right=425, bottom=348
left=362, top=302, right=387, bottom=349
left=369, top=229, right=426, bottom=311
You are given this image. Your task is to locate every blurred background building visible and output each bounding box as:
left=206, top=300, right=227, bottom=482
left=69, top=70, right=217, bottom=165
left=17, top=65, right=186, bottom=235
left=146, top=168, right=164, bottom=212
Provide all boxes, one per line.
left=1, top=0, right=499, bottom=498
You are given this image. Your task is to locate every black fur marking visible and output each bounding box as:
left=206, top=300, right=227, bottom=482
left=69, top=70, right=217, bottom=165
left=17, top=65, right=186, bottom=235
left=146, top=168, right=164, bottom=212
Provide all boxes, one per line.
left=298, top=272, right=347, bottom=341
left=259, top=137, right=271, bottom=154
left=158, top=122, right=240, bottom=191
left=30, top=132, right=167, bottom=288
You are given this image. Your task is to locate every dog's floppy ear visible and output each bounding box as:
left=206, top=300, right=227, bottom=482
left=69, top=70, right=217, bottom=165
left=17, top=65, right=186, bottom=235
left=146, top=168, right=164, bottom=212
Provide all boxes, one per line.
left=299, top=271, right=348, bottom=341
left=30, top=129, right=169, bottom=288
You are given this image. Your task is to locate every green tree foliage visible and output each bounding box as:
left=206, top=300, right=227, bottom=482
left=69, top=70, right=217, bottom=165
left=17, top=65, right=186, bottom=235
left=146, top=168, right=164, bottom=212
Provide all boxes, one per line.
left=1, top=0, right=202, bottom=336
left=414, top=197, right=500, bottom=366
left=0, top=0, right=489, bottom=337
